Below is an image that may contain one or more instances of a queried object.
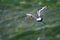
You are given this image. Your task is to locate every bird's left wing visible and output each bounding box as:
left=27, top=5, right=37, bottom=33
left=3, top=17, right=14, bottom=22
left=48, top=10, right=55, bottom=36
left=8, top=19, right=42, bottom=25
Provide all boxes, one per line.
left=37, top=6, right=47, bottom=17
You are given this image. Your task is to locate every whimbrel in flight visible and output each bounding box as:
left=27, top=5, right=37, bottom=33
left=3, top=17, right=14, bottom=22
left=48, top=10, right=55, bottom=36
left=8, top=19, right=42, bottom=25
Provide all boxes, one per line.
left=26, top=6, right=47, bottom=22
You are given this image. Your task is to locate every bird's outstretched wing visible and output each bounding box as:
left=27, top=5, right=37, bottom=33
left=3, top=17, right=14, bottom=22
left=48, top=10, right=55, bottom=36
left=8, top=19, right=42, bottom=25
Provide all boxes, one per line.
left=26, top=13, right=37, bottom=19
left=26, top=14, right=32, bottom=16
left=36, top=6, right=47, bottom=17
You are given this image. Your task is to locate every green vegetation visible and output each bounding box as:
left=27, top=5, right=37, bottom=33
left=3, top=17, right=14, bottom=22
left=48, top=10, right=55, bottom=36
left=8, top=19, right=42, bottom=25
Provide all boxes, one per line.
left=0, top=0, right=60, bottom=40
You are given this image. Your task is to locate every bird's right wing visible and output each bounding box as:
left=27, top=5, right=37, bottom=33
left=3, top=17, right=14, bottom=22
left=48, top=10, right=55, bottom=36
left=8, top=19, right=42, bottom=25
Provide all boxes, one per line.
left=26, top=14, right=32, bottom=16
left=26, top=13, right=37, bottom=20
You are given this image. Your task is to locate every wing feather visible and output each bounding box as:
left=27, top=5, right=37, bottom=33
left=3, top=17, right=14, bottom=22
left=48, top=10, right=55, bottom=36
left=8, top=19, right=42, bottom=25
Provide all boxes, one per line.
left=37, top=6, right=47, bottom=17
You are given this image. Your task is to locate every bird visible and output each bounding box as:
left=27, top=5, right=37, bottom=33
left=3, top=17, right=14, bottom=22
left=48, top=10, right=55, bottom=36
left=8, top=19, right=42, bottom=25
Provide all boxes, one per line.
left=26, top=6, right=47, bottom=22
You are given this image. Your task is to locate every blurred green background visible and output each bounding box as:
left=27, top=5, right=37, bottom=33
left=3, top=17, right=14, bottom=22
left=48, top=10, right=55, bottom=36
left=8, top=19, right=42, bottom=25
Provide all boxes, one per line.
left=0, top=0, right=60, bottom=40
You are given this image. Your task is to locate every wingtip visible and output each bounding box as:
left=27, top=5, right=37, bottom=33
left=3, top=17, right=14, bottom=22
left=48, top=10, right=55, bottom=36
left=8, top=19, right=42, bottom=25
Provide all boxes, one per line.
left=43, top=6, right=47, bottom=9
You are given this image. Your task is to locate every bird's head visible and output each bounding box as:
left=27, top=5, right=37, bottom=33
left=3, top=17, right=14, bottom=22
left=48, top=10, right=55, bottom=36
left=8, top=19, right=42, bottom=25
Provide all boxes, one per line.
left=26, top=14, right=33, bottom=19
